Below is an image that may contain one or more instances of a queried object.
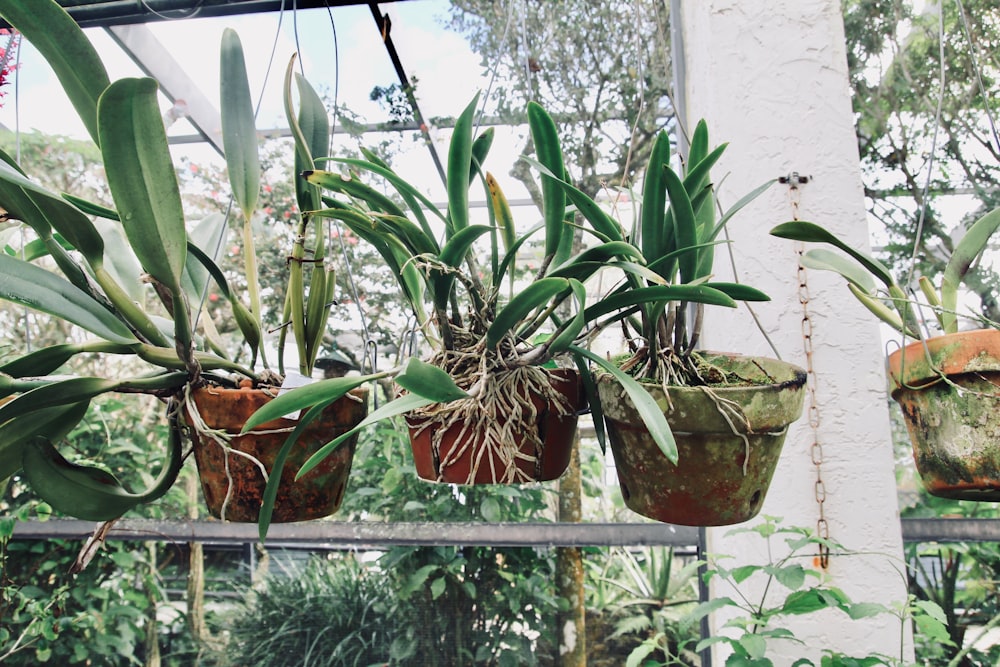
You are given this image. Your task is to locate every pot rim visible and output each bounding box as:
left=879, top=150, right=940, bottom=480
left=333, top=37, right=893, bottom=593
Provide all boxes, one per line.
left=597, top=351, right=807, bottom=394
left=887, top=328, right=1000, bottom=389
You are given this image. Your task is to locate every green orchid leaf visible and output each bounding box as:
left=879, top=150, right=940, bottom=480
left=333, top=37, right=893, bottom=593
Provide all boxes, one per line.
left=438, top=225, right=492, bottom=268
left=546, top=279, right=587, bottom=354
left=321, top=157, right=446, bottom=232
left=707, top=178, right=777, bottom=242
left=0, top=159, right=106, bottom=264
left=258, top=401, right=327, bottom=541
left=183, top=213, right=228, bottom=303
left=800, top=248, right=877, bottom=293
left=0, top=254, right=138, bottom=344
left=524, top=156, right=625, bottom=244
left=683, top=142, right=727, bottom=195
left=585, top=284, right=736, bottom=321
left=446, top=95, right=479, bottom=235
left=663, top=165, right=699, bottom=284
left=92, top=218, right=144, bottom=303
left=704, top=282, right=770, bottom=302
left=572, top=345, right=677, bottom=463
left=469, top=127, right=494, bottom=180
left=395, top=358, right=469, bottom=403
left=433, top=224, right=494, bottom=309
left=687, top=119, right=710, bottom=172
left=242, top=375, right=378, bottom=433
left=297, top=392, right=436, bottom=480
left=941, top=207, right=1000, bottom=333
left=573, top=354, right=605, bottom=452
left=22, top=426, right=182, bottom=521
left=61, top=193, right=119, bottom=220
left=0, top=400, right=91, bottom=481
left=918, top=275, right=947, bottom=330
left=0, top=341, right=133, bottom=378
left=527, top=102, right=567, bottom=259
left=641, top=131, right=672, bottom=263
left=496, top=221, right=545, bottom=285
left=305, top=170, right=408, bottom=218
left=99, top=77, right=187, bottom=293
left=0, top=377, right=120, bottom=425
left=848, top=283, right=913, bottom=336
left=0, top=0, right=110, bottom=146
left=220, top=28, right=261, bottom=222
left=375, top=213, right=440, bottom=257
left=551, top=241, right=644, bottom=274
left=487, top=277, right=570, bottom=349
left=770, top=221, right=896, bottom=288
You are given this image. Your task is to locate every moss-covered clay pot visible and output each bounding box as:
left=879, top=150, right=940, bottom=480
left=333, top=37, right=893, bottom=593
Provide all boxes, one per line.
left=597, top=354, right=806, bottom=526
left=407, top=368, right=584, bottom=484
left=186, top=384, right=368, bottom=522
left=888, top=328, right=1000, bottom=501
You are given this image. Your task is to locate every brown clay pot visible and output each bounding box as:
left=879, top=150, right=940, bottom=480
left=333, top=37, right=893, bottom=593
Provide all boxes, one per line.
left=186, top=384, right=368, bottom=522
left=407, top=368, right=585, bottom=484
left=887, top=328, right=1000, bottom=501
left=597, top=354, right=806, bottom=526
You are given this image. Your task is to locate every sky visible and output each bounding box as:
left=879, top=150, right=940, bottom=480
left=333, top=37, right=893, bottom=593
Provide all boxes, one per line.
left=0, top=0, right=498, bottom=174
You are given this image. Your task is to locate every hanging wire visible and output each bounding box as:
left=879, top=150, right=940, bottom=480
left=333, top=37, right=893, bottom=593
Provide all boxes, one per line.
left=195, top=0, right=288, bottom=334
left=519, top=0, right=531, bottom=102
left=473, top=0, right=518, bottom=135
left=137, top=0, right=205, bottom=21
left=903, top=4, right=946, bottom=291
left=619, top=0, right=647, bottom=185
left=954, top=0, right=1000, bottom=154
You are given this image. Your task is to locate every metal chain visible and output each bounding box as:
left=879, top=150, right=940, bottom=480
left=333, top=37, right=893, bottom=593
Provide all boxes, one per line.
left=782, top=173, right=830, bottom=569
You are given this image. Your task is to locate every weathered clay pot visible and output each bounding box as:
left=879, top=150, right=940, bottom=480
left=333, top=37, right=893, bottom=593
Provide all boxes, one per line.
left=407, top=368, right=584, bottom=484
left=186, top=384, right=368, bottom=522
left=888, top=328, right=1000, bottom=501
left=597, top=354, right=806, bottom=526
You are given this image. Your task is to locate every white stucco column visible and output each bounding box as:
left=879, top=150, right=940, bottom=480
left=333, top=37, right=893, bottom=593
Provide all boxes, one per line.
left=676, top=1, right=913, bottom=662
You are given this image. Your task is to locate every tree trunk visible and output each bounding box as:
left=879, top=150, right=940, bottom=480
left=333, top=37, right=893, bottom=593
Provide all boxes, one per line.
left=144, top=542, right=161, bottom=667
left=185, top=473, right=208, bottom=646
left=555, top=432, right=586, bottom=666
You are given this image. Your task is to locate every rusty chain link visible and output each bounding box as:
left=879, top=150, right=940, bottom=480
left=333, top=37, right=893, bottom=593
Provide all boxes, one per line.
left=782, top=173, right=830, bottom=569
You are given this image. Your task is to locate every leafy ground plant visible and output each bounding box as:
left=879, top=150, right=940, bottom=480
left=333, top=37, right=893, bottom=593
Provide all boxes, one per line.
left=224, top=554, right=395, bottom=667
left=630, top=516, right=952, bottom=667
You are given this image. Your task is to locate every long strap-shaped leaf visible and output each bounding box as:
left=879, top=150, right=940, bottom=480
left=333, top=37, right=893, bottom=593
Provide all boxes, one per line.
left=0, top=401, right=90, bottom=481
left=0, top=0, right=110, bottom=146
left=446, top=95, right=479, bottom=236
left=22, top=425, right=183, bottom=521
left=770, top=221, right=896, bottom=288
left=941, top=207, right=1000, bottom=333
left=527, top=102, right=567, bottom=260
left=220, top=28, right=261, bottom=223
left=663, top=166, right=699, bottom=285
left=486, top=277, right=571, bottom=349
left=0, top=254, right=137, bottom=344
left=641, top=131, right=672, bottom=269
left=100, top=77, right=191, bottom=357
left=0, top=159, right=105, bottom=263
left=571, top=346, right=678, bottom=464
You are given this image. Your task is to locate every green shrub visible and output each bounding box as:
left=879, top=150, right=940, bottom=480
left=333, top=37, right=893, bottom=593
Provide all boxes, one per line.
left=224, top=554, right=394, bottom=667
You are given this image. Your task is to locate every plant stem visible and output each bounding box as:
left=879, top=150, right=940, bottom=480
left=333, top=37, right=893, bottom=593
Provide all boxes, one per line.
left=242, top=215, right=267, bottom=368
left=91, top=266, right=171, bottom=348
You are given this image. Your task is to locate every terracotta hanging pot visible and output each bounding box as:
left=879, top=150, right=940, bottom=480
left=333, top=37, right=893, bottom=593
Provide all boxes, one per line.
left=406, top=367, right=585, bottom=484
left=597, top=354, right=807, bottom=526
left=888, top=328, right=1000, bottom=501
left=185, top=384, right=368, bottom=522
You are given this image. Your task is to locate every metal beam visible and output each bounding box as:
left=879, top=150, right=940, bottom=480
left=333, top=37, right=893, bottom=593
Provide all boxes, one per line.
left=105, top=24, right=224, bottom=155
left=12, top=518, right=700, bottom=548
left=12, top=517, right=1000, bottom=548
left=38, top=1, right=416, bottom=30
